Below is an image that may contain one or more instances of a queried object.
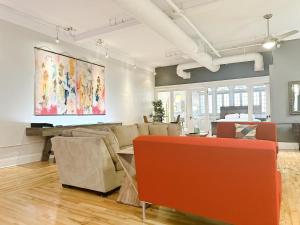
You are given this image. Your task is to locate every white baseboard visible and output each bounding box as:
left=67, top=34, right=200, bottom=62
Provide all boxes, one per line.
left=0, top=141, right=44, bottom=168
left=0, top=152, right=42, bottom=168
left=278, top=142, right=299, bottom=150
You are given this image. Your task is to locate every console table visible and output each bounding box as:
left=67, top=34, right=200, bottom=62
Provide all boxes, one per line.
left=26, top=122, right=121, bottom=161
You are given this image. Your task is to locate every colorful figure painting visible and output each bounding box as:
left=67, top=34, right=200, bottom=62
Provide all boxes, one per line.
left=35, top=48, right=105, bottom=115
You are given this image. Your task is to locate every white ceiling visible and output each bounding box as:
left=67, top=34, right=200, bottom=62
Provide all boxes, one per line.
left=0, top=0, right=300, bottom=69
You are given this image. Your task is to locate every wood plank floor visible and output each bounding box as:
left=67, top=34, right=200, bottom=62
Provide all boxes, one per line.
left=0, top=150, right=298, bottom=225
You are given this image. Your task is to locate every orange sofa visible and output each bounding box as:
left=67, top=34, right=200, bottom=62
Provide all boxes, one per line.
left=133, top=136, right=281, bottom=225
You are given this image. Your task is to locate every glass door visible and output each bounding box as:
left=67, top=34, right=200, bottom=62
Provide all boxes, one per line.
left=173, top=90, right=186, bottom=129
left=157, top=91, right=171, bottom=123
left=252, top=84, right=269, bottom=121
left=190, top=89, right=209, bottom=133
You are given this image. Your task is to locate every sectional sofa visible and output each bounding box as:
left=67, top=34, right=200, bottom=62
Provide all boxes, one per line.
left=51, top=123, right=181, bottom=193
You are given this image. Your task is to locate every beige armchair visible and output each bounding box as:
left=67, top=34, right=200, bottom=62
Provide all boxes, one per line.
left=51, top=136, right=124, bottom=194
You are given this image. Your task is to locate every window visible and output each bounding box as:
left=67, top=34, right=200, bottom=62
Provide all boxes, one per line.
left=234, top=85, right=248, bottom=106
left=234, top=93, right=241, bottom=106
left=253, top=85, right=267, bottom=120
left=253, top=92, right=260, bottom=105
left=216, top=87, right=230, bottom=113
left=192, top=91, right=206, bottom=117
left=192, top=91, right=205, bottom=118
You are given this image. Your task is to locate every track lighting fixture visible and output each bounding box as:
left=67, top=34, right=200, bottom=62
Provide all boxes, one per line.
left=96, top=39, right=110, bottom=59
left=55, top=26, right=60, bottom=44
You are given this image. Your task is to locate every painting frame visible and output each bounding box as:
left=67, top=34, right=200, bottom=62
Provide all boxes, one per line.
left=34, top=47, right=106, bottom=116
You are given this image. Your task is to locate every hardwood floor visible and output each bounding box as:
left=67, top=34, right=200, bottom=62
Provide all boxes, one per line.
left=0, top=150, right=298, bottom=225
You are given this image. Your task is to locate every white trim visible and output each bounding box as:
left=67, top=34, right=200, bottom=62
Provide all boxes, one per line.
left=0, top=152, right=42, bottom=168
left=155, top=76, right=270, bottom=132
left=155, top=76, right=270, bottom=91
left=278, top=142, right=299, bottom=150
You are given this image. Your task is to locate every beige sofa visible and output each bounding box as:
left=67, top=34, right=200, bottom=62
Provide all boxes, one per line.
left=111, top=123, right=182, bottom=151
left=51, top=123, right=181, bottom=194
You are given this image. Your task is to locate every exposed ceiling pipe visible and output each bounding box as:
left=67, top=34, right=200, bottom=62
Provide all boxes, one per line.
left=177, top=62, right=200, bottom=79
left=177, top=53, right=264, bottom=79
left=113, top=0, right=220, bottom=72
left=164, top=0, right=221, bottom=57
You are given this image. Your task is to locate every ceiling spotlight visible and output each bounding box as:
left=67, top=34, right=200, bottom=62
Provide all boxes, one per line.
left=153, top=71, right=157, bottom=75
left=105, top=52, right=109, bottom=58
left=133, top=64, right=137, bottom=69
left=55, top=26, right=60, bottom=44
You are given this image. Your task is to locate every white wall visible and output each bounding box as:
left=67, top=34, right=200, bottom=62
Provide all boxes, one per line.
left=0, top=19, right=154, bottom=167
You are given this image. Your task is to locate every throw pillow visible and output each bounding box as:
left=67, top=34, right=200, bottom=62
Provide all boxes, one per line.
left=235, top=124, right=257, bottom=139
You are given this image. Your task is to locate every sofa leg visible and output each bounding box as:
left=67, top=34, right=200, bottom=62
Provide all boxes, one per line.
left=141, top=201, right=146, bottom=221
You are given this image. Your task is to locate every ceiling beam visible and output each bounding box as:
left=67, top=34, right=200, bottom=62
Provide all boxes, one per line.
left=75, top=18, right=140, bottom=42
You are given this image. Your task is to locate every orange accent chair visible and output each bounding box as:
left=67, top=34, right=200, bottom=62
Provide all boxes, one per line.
left=216, top=122, right=277, bottom=141
left=216, top=122, right=278, bottom=153
left=133, top=136, right=281, bottom=225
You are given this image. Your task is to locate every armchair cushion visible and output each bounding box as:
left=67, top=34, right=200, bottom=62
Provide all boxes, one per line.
left=61, top=129, right=73, bottom=137
left=136, top=123, right=149, bottom=135
left=111, top=125, right=139, bottom=148
left=149, top=124, right=168, bottom=136
left=167, top=123, right=182, bottom=136
left=71, top=128, right=122, bottom=171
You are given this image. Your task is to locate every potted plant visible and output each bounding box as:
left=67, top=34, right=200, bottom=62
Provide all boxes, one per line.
left=152, top=100, right=165, bottom=122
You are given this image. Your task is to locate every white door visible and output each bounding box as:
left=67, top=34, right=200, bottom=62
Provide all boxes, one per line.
left=173, top=90, right=187, bottom=130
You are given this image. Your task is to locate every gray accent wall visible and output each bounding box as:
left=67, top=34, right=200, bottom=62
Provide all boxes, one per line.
left=155, top=52, right=273, bottom=86
left=270, top=39, right=300, bottom=142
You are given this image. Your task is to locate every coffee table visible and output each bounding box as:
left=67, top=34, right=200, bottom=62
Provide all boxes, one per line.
left=116, top=147, right=141, bottom=207
left=185, top=132, right=209, bottom=137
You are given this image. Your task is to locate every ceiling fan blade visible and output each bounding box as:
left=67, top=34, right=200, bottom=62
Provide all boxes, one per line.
left=277, top=30, right=299, bottom=40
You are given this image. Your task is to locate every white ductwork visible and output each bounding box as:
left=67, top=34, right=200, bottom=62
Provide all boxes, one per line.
left=213, top=53, right=264, bottom=71
left=177, top=53, right=264, bottom=79
left=177, top=62, right=200, bottom=79
left=113, top=0, right=220, bottom=72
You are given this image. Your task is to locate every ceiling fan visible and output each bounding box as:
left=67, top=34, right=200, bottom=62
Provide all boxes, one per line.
left=262, top=14, right=299, bottom=50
